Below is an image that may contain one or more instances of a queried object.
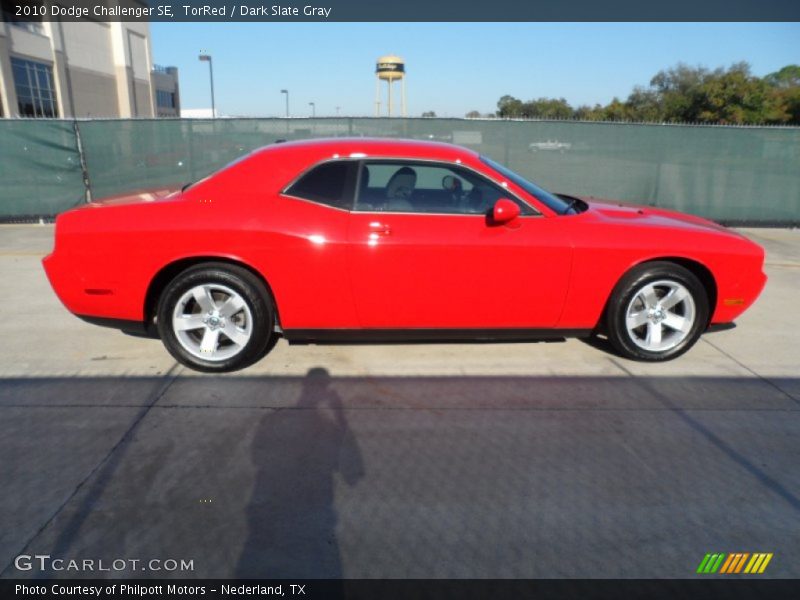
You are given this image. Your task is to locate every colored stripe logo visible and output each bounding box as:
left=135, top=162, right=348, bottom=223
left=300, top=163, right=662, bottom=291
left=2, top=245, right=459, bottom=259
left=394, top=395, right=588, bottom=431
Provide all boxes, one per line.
left=697, top=553, right=773, bottom=574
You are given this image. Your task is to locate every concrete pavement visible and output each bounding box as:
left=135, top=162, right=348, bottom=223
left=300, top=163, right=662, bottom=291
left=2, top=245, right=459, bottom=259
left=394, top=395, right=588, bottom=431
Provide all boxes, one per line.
left=1, top=225, right=798, bottom=578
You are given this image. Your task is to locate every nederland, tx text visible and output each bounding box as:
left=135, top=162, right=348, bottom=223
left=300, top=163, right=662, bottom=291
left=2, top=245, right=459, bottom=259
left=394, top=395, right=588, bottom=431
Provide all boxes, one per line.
left=182, top=5, right=333, bottom=17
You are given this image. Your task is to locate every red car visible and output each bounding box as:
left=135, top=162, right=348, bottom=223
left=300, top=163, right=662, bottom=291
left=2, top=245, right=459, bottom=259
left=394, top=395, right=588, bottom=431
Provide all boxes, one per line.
left=43, top=138, right=767, bottom=372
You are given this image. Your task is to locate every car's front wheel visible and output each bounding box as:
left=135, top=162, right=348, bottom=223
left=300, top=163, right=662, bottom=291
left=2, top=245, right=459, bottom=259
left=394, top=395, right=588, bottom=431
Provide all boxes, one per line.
left=605, top=261, right=709, bottom=361
left=156, top=263, right=274, bottom=372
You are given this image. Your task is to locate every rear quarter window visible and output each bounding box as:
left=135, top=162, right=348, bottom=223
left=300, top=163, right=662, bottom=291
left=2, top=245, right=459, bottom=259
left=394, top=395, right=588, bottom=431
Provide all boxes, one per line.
left=284, top=161, right=358, bottom=210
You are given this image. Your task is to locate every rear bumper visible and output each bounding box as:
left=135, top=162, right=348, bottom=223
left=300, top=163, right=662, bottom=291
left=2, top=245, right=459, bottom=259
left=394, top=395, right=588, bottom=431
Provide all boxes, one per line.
left=42, top=251, right=145, bottom=322
left=77, top=314, right=154, bottom=336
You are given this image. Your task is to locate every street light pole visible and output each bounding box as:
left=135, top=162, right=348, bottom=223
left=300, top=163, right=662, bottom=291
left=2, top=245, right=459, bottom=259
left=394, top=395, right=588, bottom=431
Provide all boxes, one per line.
left=309, top=102, right=316, bottom=118
left=198, top=53, right=215, bottom=118
left=280, top=89, right=289, bottom=117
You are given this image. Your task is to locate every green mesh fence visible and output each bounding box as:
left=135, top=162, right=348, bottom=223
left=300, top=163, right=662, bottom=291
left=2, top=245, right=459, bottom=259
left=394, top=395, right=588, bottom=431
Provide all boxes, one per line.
left=2, top=118, right=799, bottom=223
left=76, top=118, right=297, bottom=200
left=0, top=120, right=86, bottom=219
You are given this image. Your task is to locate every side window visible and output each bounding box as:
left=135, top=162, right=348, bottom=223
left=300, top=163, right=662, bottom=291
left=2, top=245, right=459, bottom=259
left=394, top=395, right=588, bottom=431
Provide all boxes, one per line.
left=284, top=161, right=357, bottom=210
left=355, top=161, right=534, bottom=215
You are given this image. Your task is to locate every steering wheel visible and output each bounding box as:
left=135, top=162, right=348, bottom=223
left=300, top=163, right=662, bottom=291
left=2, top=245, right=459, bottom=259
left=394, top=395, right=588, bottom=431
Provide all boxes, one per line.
left=442, top=175, right=464, bottom=206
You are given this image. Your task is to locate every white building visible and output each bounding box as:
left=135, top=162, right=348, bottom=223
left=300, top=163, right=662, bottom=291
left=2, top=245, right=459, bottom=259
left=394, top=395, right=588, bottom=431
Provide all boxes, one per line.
left=0, top=8, right=179, bottom=118
left=180, top=108, right=220, bottom=119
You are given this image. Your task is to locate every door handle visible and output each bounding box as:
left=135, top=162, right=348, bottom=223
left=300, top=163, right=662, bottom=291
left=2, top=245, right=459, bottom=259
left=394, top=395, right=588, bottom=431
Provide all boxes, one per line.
left=368, top=222, right=392, bottom=235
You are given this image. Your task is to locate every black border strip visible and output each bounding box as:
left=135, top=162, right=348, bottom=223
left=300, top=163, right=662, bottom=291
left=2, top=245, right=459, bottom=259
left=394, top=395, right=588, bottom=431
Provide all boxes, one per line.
left=3, top=579, right=800, bottom=600
left=11, top=0, right=800, bottom=22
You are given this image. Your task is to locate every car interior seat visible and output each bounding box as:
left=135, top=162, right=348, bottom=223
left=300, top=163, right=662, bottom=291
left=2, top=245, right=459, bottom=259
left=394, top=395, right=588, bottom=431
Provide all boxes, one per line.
left=385, top=167, right=416, bottom=212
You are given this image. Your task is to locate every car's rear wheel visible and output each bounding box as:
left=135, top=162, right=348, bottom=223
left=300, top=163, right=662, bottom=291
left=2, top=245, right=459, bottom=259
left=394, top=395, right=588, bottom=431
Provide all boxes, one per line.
left=605, top=261, right=708, bottom=361
left=156, top=263, right=274, bottom=372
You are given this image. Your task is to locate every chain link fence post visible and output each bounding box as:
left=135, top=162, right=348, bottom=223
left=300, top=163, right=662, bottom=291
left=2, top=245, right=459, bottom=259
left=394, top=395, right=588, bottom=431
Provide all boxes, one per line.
left=72, top=119, right=92, bottom=203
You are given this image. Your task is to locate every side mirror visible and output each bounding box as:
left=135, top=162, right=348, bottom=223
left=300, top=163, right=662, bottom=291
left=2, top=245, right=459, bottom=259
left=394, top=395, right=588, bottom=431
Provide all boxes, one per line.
left=491, top=198, right=520, bottom=224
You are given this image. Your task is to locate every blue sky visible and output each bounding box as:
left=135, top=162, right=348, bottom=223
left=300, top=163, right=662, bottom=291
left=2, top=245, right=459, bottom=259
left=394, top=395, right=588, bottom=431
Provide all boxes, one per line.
left=150, top=22, right=800, bottom=117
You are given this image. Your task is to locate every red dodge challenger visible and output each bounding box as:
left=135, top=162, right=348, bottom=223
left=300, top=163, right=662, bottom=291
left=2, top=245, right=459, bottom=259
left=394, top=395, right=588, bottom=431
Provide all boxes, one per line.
left=43, top=138, right=767, bottom=372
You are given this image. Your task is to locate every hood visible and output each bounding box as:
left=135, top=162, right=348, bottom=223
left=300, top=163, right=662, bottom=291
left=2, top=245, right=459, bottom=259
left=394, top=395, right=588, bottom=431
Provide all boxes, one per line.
left=578, top=196, right=740, bottom=236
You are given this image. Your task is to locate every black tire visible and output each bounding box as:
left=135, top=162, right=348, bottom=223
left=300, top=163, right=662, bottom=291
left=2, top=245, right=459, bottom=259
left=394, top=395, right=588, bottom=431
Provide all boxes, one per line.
left=605, top=261, right=709, bottom=362
left=156, top=263, right=274, bottom=372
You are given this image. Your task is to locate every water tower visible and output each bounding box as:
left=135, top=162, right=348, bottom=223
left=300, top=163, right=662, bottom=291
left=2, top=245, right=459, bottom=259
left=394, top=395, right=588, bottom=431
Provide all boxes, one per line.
left=375, top=55, right=406, bottom=117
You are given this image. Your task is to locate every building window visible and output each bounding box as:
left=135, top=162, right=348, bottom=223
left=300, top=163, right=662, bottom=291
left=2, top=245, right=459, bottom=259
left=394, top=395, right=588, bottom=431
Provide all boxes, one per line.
left=11, top=57, right=58, bottom=118
left=156, top=90, right=176, bottom=109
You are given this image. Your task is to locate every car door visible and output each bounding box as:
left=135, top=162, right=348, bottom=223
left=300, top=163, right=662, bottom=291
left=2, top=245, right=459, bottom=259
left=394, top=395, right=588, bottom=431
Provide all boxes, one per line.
left=268, top=159, right=360, bottom=328
left=346, top=160, right=573, bottom=329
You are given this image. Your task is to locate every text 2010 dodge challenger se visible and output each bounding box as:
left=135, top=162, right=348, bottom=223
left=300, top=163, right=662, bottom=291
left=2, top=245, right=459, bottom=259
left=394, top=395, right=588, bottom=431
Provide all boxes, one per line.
left=43, top=138, right=766, bottom=372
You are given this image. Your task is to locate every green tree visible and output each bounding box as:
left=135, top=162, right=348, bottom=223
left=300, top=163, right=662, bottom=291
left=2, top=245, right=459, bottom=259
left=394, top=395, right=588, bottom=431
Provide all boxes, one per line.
left=573, top=104, right=605, bottom=120
left=765, top=65, right=800, bottom=89
left=521, top=97, right=573, bottom=119
left=465, top=110, right=482, bottom=118
left=421, top=111, right=436, bottom=118
left=648, top=63, right=708, bottom=121
left=624, top=86, right=662, bottom=121
left=497, top=95, right=525, bottom=117
left=493, top=62, right=800, bottom=125
left=765, top=65, right=800, bottom=124
left=773, top=87, right=800, bottom=124
left=600, top=98, right=631, bottom=121
left=697, top=62, right=780, bottom=124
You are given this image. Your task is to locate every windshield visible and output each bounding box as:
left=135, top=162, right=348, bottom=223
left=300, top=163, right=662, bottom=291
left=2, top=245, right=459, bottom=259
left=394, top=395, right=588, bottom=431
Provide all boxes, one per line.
left=480, top=156, right=572, bottom=214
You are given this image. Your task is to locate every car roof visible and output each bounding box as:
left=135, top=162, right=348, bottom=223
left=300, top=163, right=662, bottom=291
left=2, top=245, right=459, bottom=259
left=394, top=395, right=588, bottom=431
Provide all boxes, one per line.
left=254, top=137, right=480, bottom=162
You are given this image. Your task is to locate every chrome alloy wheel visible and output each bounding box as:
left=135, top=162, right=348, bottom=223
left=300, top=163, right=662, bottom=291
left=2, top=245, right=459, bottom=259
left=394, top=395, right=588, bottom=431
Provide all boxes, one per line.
left=171, top=283, right=253, bottom=361
left=624, top=279, right=696, bottom=352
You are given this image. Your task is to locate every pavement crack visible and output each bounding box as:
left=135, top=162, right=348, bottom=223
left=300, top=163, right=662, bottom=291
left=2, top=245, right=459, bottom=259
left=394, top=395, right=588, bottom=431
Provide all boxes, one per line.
left=0, top=362, right=182, bottom=577
left=700, top=336, right=800, bottom=407
left=609, top=357, right=800, bottom=515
